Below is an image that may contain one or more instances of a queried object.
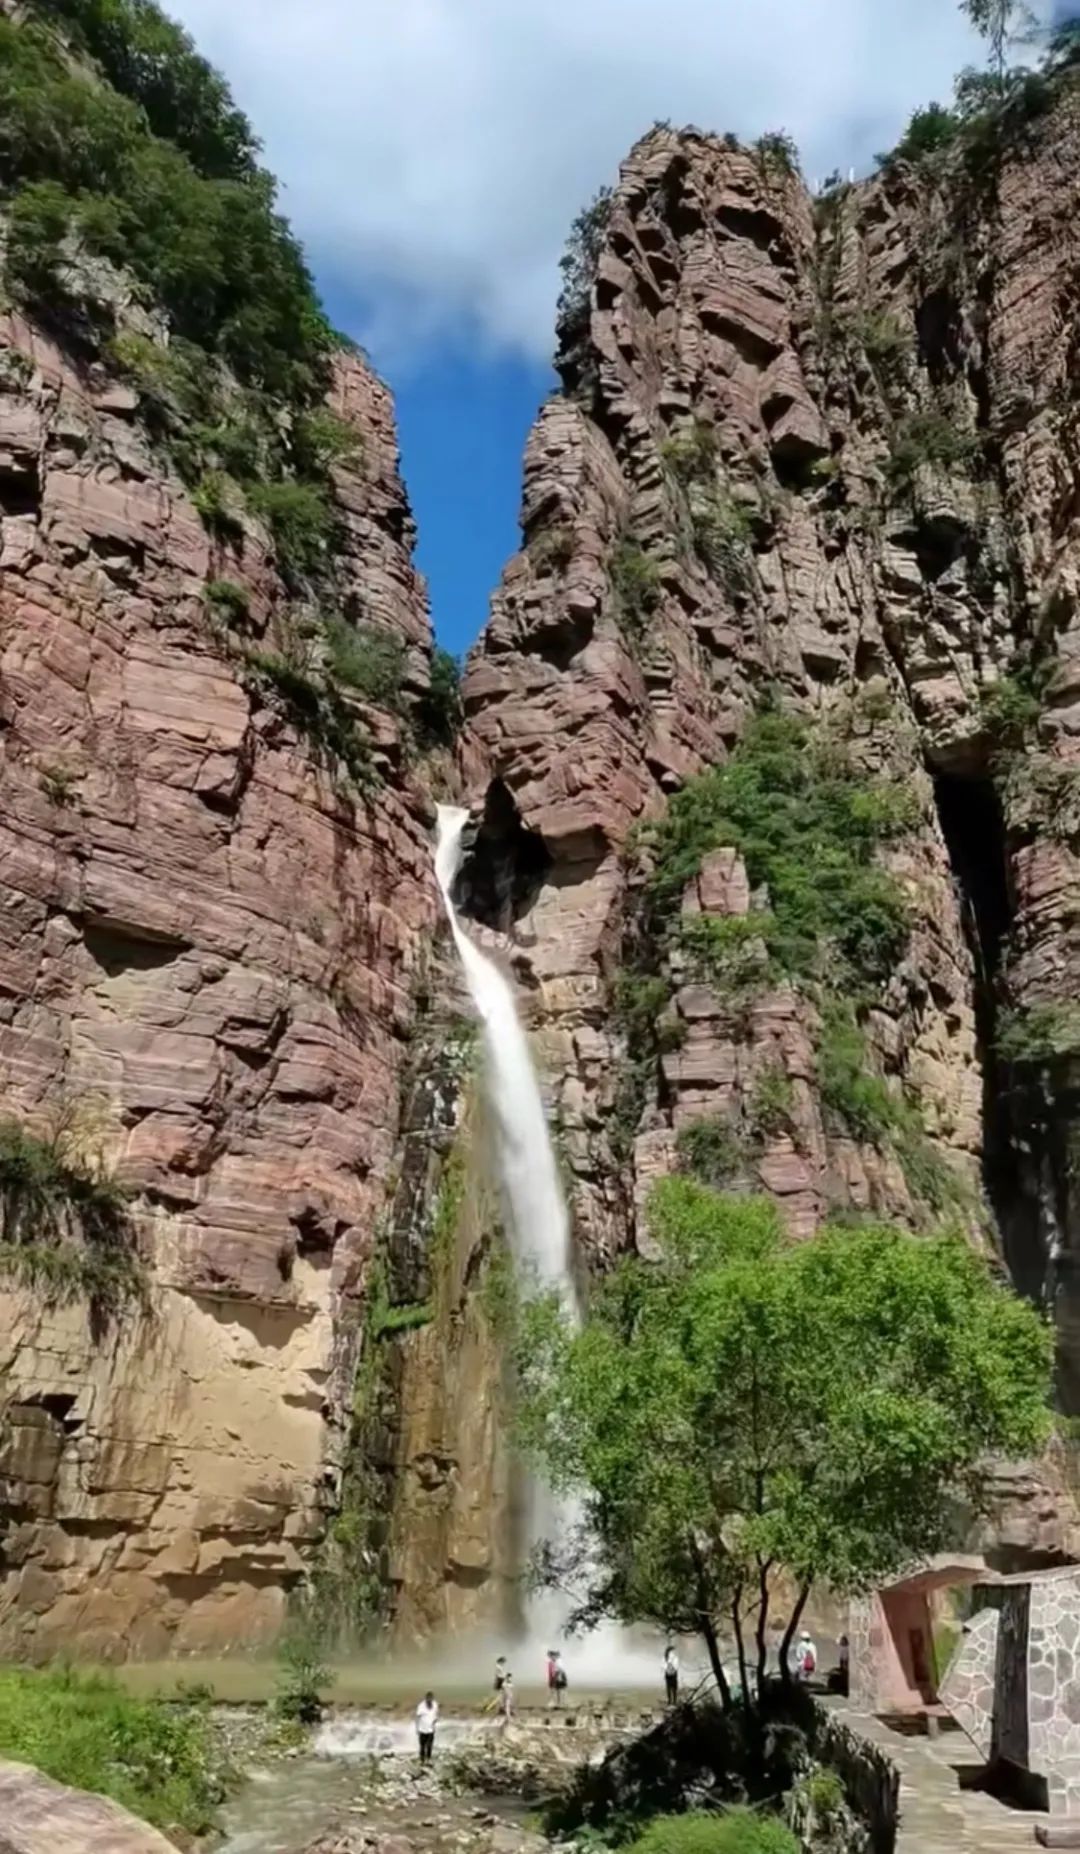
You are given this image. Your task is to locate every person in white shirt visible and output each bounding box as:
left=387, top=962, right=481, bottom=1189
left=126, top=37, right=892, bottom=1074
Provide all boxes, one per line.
left=795, top=1630, right=818, bottom=1684
left=664, top=1645, right=679, bottom=1705
left=415, top=1690, right=439, bottom=1762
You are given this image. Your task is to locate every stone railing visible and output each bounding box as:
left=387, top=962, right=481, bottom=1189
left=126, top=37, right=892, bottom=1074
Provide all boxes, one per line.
left=809, top=1706, right=900, bottom=1854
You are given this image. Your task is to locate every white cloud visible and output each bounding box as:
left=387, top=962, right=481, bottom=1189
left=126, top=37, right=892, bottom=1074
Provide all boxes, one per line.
left=167, top=0, right=1011, bottom=364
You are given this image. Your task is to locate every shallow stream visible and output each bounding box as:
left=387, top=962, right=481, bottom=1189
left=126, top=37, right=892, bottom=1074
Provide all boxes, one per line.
left=218, top=1712, right=509, bottom=1854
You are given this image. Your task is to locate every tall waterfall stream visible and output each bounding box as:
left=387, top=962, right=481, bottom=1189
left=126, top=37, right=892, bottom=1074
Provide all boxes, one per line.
left=434, top=806, right=660, bottom=1683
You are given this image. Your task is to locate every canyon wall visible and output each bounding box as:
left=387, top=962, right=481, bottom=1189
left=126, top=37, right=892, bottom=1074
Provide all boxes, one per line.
left=0, top=303, right=442, bottom=1657
left=459, top=97, right=1080, bottom=1564
left=6, top=5, right=1080, bottom=1661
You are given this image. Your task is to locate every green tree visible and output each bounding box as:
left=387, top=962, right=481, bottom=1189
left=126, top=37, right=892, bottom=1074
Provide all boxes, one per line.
left=517, top=1177, right=1050, bottom=1711
left=555, top=185, right=613, bottom=374
left=961, top=0, right=1036, bottom=85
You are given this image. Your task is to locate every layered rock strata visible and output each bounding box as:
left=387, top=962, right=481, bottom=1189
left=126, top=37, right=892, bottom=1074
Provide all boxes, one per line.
left=460, top=107, right=1080, bottom=1557
left=0, top=305, right=438, bottom=1655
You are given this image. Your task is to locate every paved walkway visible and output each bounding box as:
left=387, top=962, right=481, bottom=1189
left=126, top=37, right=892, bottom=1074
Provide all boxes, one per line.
left=838, top=1710, right=1047, bottom=1854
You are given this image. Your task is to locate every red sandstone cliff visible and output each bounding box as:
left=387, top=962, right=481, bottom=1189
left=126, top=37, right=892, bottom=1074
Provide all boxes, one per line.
left=0, top=302, right=439, bottom=1656
left=459, top=102, right=1080, bottom=1562
left=7, top=28, right=1080, bottom=1664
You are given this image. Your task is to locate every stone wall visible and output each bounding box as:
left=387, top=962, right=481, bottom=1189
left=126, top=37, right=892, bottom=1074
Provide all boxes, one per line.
left=810, top=1707, right=900, bottom=1854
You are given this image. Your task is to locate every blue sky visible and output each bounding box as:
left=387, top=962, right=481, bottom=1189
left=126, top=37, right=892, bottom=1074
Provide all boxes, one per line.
left=323, top=316, right=553, bottom=660
left=168, top=0, right=1052, bottom=661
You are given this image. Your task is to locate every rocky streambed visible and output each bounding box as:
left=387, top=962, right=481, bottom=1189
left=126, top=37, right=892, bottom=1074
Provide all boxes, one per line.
left=219, top=1709, right=636, bottom=1854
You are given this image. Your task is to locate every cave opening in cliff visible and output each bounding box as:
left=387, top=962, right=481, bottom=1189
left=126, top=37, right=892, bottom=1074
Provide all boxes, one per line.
left=933, top=773, right=1043, bottom=1302
left=452, top=780, right=553, bottom=932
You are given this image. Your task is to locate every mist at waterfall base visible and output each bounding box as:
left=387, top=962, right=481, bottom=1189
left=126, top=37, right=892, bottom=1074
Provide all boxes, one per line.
left=434, top=806, right=674, bottom=1691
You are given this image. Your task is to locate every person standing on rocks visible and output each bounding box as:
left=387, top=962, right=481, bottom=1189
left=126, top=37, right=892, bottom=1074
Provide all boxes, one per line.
left=500, top=1671, right=515, bottom=1725
left=547, top=1649, right=567, bottom=1709
left=663, top=1644, right=679, bottom=1705
left=415, top=1690, right=439, bottom=1763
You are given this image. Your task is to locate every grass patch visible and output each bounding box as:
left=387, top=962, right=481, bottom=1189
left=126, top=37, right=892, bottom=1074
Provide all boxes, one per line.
left=661, top=419, right=719, bottom=486
left=609, top=972, right=682, bottom=1161
left=0, top=1664, right=232, bottom=1838
left=38, top=761, right=78, bottom=807
left=690, top=492, right=755, bottom=598
left=749, top=1063, right=795, bottom=1141
left=203, top=577, right=250, bottom=626
left=431, top=1142, right=466, bottom=1265
left=676, top=912, right=774, bottom=1004
left=530, top=526, right=575, bottom=574
left=246, top=480, right=334, bottom=585
left=630, top=1807, right=799, bottom=1854
left=371, top=1298, right=433, bottom=1337
left=884, top=410, right=979, bottom=493
left=979, top=673, right=1042, bottom=746
left=480, top=1230, right=518, bottom=1341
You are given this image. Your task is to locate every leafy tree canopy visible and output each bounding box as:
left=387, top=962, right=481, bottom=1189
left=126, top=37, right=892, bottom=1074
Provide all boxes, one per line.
left=0, top=7, right=331, bottom=400
left=517, top=1178, right=1051, bottom=1708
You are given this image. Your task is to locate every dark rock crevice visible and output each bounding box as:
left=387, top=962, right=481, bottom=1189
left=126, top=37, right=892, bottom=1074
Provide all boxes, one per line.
left=453, top=779, right=553, bottom=931
left=932, top=772, right=1050, bottom=1312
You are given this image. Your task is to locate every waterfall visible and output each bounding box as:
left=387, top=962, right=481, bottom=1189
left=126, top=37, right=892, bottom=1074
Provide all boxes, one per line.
left=433, top=805, right=577, bottom=1310
left=432, top=805, right=665, bottom=1687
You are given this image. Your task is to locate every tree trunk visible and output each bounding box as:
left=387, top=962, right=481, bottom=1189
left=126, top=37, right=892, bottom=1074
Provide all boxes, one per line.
left=699, top=1609, right=732, bottom=1710
left=731, top=1588, right=751, bottom=1713
left=688, top=1533, right=732, bottom=1709
left=754, top=1557, right=772, bottom=1691
left=779, top=1578, right=812, bottom=1685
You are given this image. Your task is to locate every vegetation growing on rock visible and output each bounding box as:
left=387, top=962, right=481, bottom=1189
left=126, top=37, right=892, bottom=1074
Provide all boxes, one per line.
left=631, top=1810, right=799, bottom=1854
left=641, top=710, right=916, bottom=990
left=556, top=185, right=613, bottom=387
left=0, top=1109, right=144, bottom=1324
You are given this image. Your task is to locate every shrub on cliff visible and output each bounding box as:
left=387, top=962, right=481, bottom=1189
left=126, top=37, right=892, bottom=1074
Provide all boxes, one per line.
left=324, top=615, right=406, bottom=710
left=611, top=537, right=663, bottom=643
left=878, top=101, right=961, bottom=167
left=0, top=1108, right=144, bottom=1327
left=640, top=711, right=915, bottom=996
left=417, top=646, right=464, bottom=748
left=996, top=1002, right=1080, bottom=1066
left=0, top=1666, right=231, bottom=1837
left=517, top=1175, right=1052, bottom=1711
left=275, top=1610, right=330, bottom=1723
left=884, top=409, right=979, bottom=492
left=34, top=0, right=261, bottom=181
left=754, top=131, right=800, bottom=182
left=556, top=185, right=613, bottom=387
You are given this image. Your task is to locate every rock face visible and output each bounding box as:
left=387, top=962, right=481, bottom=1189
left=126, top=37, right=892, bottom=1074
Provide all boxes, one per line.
left=0, top=1759, right=177, bottom=1854
left=459, top=107, right=1080, bottom=1552
left=7, top=53, right=1080, bottom=1660
left=0, top=304, right=439, bottom=1655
